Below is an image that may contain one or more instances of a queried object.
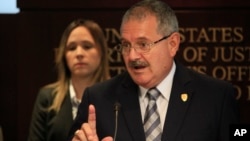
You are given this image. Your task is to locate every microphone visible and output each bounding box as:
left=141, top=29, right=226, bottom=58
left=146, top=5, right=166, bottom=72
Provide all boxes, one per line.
left=113, top=102, right=121, bottom=141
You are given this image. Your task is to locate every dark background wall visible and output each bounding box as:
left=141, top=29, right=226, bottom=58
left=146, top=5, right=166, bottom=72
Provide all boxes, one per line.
left=0, top=0, right=249, bottom=141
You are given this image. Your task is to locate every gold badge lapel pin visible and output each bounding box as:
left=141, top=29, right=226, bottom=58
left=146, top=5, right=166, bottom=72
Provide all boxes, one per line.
left=181, top=93, right=188, bottom=102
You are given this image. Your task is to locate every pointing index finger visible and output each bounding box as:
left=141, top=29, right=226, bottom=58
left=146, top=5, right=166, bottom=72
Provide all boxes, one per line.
left=88, top=104, right=97, bottom=133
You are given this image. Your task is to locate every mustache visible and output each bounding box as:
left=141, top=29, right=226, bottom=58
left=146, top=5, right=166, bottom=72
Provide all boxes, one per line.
left=128, top=60, right=149, bottom=67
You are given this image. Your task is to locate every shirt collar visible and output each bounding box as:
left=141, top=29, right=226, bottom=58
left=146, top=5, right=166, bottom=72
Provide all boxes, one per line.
left=69, top=80, right=76, bottom=99
left=139, top=61, right=176, bottom=101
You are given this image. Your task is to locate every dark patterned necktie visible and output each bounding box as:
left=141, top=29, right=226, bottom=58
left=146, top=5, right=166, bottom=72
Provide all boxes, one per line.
left=144, top=87, right=162, bottom=141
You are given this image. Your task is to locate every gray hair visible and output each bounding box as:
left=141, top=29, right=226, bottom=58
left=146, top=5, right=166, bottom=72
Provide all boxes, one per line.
left=121, top=0, right=179, bottom=36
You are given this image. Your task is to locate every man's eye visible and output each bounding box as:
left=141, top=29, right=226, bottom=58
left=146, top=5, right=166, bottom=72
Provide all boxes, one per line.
left=137, top=42, right=148, bottom=48
left=121, top=43, right=130, bottom=48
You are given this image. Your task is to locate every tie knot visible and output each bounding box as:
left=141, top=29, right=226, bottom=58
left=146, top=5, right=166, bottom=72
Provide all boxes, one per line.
left=147, top=87, right=161, bottom=101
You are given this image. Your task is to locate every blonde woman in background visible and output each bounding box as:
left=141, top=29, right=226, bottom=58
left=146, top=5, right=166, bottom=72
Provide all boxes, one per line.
left=27, top=19, right=110, bottom=141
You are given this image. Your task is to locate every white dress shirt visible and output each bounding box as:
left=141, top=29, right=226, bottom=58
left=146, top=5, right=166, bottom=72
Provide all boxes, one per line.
left=139, top=62, right=176, bottom=130
left=69, top=81, right=81, bottom=119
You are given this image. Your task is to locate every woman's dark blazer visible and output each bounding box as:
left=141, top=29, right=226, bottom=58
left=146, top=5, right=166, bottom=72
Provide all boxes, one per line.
left=28, top=88, right=73, bottom=141
left=68, top=61, right=239, bottom=141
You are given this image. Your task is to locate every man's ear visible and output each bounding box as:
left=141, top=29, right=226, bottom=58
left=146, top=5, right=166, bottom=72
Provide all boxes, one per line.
left=168, top=32, right=180, bottom=57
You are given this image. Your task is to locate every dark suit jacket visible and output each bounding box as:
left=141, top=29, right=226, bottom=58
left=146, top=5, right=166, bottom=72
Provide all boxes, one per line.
left=68, top=61, right=239, bottom=141
left=28, top=88, right=74, bottom=141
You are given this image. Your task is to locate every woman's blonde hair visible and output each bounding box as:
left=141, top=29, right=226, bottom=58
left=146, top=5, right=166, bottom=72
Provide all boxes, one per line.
left=45, top=19, right=110, bottom=112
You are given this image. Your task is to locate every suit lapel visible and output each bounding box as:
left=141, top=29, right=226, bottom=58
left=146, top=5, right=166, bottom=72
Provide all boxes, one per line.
left=118, top=73, right=146, bottom=141
left=117, top=62, right=195, bottom=141
left=162, top=62, right=194, bottom=141
left=61, top=92, right=74, bottom=122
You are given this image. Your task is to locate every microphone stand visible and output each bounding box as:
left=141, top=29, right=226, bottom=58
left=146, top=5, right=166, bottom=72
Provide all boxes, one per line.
left=113, top=102, right=120, bottom=141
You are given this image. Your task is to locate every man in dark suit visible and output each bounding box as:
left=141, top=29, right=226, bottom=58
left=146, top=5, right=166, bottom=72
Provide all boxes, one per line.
left=68, top=0, right=239, bottom=141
